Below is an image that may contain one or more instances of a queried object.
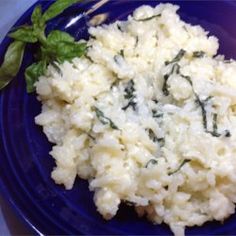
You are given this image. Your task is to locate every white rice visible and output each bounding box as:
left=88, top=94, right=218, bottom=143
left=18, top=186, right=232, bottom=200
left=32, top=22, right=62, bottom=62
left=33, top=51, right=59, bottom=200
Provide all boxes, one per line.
left=35, top=3, right=236, bottom=236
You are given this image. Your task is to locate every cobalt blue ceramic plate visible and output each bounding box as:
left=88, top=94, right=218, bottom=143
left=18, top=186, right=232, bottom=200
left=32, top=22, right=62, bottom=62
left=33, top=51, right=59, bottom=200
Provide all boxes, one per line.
left=1, top=1, right=236, bottom=235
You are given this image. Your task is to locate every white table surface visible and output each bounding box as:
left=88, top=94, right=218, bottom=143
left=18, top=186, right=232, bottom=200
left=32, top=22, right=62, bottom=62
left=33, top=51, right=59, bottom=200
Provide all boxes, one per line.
left=0, top=1, right=37, bottom=234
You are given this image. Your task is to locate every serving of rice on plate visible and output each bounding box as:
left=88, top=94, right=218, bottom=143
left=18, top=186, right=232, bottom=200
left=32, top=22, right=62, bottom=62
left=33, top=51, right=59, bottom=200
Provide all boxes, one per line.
left=35, top=3, right=236, bottom=236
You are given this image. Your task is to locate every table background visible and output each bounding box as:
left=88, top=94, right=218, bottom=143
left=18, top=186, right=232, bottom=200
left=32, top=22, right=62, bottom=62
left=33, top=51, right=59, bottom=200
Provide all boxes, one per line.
left=0, top=1, right=37, bottom=234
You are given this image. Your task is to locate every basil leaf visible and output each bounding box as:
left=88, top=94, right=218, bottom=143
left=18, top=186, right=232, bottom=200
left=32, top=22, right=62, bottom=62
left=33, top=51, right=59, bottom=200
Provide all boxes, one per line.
left=93, top=106, right=119, bottom=130
left=43, top=0, right=81, bottom=22
left=0, top=41, right=25, bottom=90
left=31, top=5, right=46, bottom=43
left=8, top=26, right=38, bottom=43
left=168, top=159, right=191, bottom=176
left=53, top=41, right=87, bottom=63
left=47, top=30, right=74, bottom=45
left=31, top=5, right=44, bottom=28
left=135, top=13, right=161, bottom=22
left=25, top=60, right=47, bottom=93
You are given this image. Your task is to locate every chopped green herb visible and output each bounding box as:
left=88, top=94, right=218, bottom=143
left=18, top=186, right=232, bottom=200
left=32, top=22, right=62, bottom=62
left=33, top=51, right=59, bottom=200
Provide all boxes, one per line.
left=122, top=98, right=136, bottom=111
left=146, top=129, right=165, bottom=147
left=180, top=74, right=193, bottom=86
left=135, top=36, right=139, bottom=48
left=162, top=64, right=180, bottom=96
left=124, top=80, right=135, bottom=99
left=145, top=159, right=158, bottom=168
left=157, top=138, right=165, bottom=147
left=165, top=49, right=186, bottom=66
left=122, top=79, right=136, bottom=111
left=195, top=95, right=210, bottom=131
left=85, top=132, right=95, bottom=141
left=162, top=74, right=170, bottom=96
left=212, top=113, right=220, bottom=137
left=110, top=79, right=120, bottom=89
left=117, top=24, right=124, bottom=32
left=119, top=49, right=124, bottom=58
left=192, top=51, right=205, bottom=58
left=152, top=109, right=163, bottom=118
left=147, top=129, right=158, bottom=142
left=135, top=13, right=161, bottom=22
left=179, top=74, right=231, bottom=138
left=90, top=35, right=96, bottom=40
left=93, top=106, right=119, bottom=130
left=168, top=159, right=191, bottom=175
left=225, top=130, right=231, bottom=137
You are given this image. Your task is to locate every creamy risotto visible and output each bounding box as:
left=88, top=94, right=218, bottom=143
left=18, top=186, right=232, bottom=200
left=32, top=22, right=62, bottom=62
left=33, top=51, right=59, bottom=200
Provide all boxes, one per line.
left=35, top=3, right=236, bottom=236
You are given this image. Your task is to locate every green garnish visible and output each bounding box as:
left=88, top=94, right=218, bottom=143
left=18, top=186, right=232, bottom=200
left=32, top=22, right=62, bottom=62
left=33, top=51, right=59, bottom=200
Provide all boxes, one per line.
left=181, top=74, right=231, bottom=138
left=147, top=129, right=158, bottom=143
left=165, top=49, right=186, bottom=66
left=119, top=49, right=124, bottom=58
left=168, top=159, right=191, bottom=175
left=122, top=79, right=137, bottom=111
left=146, top=128, right=165, bottom=147
left=152, top=109, right=163, bottom=118
left=0, top=41, right=25, bottom=90
left=162, top=63, right=180, bottom=96
left=145, top=159, right=158, bottom=168
left=0, top=0, right=86, bottom=92
left=93, top=106, right=119, bottom=130
left=135, top=13, right=161, bottom=22
left=192, top=51, right=205, bottom=58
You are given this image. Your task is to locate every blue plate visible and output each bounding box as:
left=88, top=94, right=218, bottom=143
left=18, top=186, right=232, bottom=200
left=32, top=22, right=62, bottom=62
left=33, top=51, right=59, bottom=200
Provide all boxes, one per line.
left=1, top=1, right=236, bottom=235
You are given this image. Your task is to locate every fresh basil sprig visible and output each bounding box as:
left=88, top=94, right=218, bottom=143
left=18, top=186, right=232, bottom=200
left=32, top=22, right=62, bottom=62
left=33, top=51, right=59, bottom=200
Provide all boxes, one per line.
left=0, top=0, right=85, bottom=92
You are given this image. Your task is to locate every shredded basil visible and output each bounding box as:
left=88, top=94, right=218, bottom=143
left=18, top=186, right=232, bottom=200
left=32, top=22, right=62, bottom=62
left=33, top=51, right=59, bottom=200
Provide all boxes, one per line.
left=117, top=24, right=124, bottom=32
left=90, top=35, right=96, bottom=40
left=157, top=138, right=165, bottom=147
left=192, top=51, right=205, bottom=58
left=124, top=80, right=135, bottom=99
left=93, top=106, right=119, bottom=130
left=225, top=130, right=231, bottom=137
left=147, top=129, right=158, bottom=142
left=180, top=74, right=231, bottom=138
left=168, top=159, right=191, bottom=175
left=145, top=159, right=158, bottom=168
left=135, top=13, right=161, bottom=22
left=212, top=113, right=220, bottom=137
left=162, top=64, right=180, bottom=96
left=135, top=36, right=139, bottom=48
left=119, top=49, right=124, bottom=58
left=122, top=79, right=137, bottom=111
left=195, top=95, right=209, bottom=131
left=146, top=128, right=165, bottom=147
left=152, top=109, right=163, bottom=118
left=165, top=49, right=186, bottom=66
left=122, top=99, right=136, bottom=111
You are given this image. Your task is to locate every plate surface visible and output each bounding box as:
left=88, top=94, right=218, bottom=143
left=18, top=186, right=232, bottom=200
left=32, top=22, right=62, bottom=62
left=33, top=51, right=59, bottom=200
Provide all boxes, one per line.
left=1, top=0, right=236, bottom=235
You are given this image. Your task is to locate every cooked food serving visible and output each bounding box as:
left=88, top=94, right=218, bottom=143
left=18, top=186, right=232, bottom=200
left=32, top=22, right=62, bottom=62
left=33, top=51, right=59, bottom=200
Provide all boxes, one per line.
left=1, top=2, right=236, bottom=236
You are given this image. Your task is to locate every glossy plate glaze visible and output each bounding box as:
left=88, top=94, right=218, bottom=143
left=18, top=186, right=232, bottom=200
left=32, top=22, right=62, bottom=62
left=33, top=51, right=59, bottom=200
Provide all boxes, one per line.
left=1, top=1, right=236, bottom=235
